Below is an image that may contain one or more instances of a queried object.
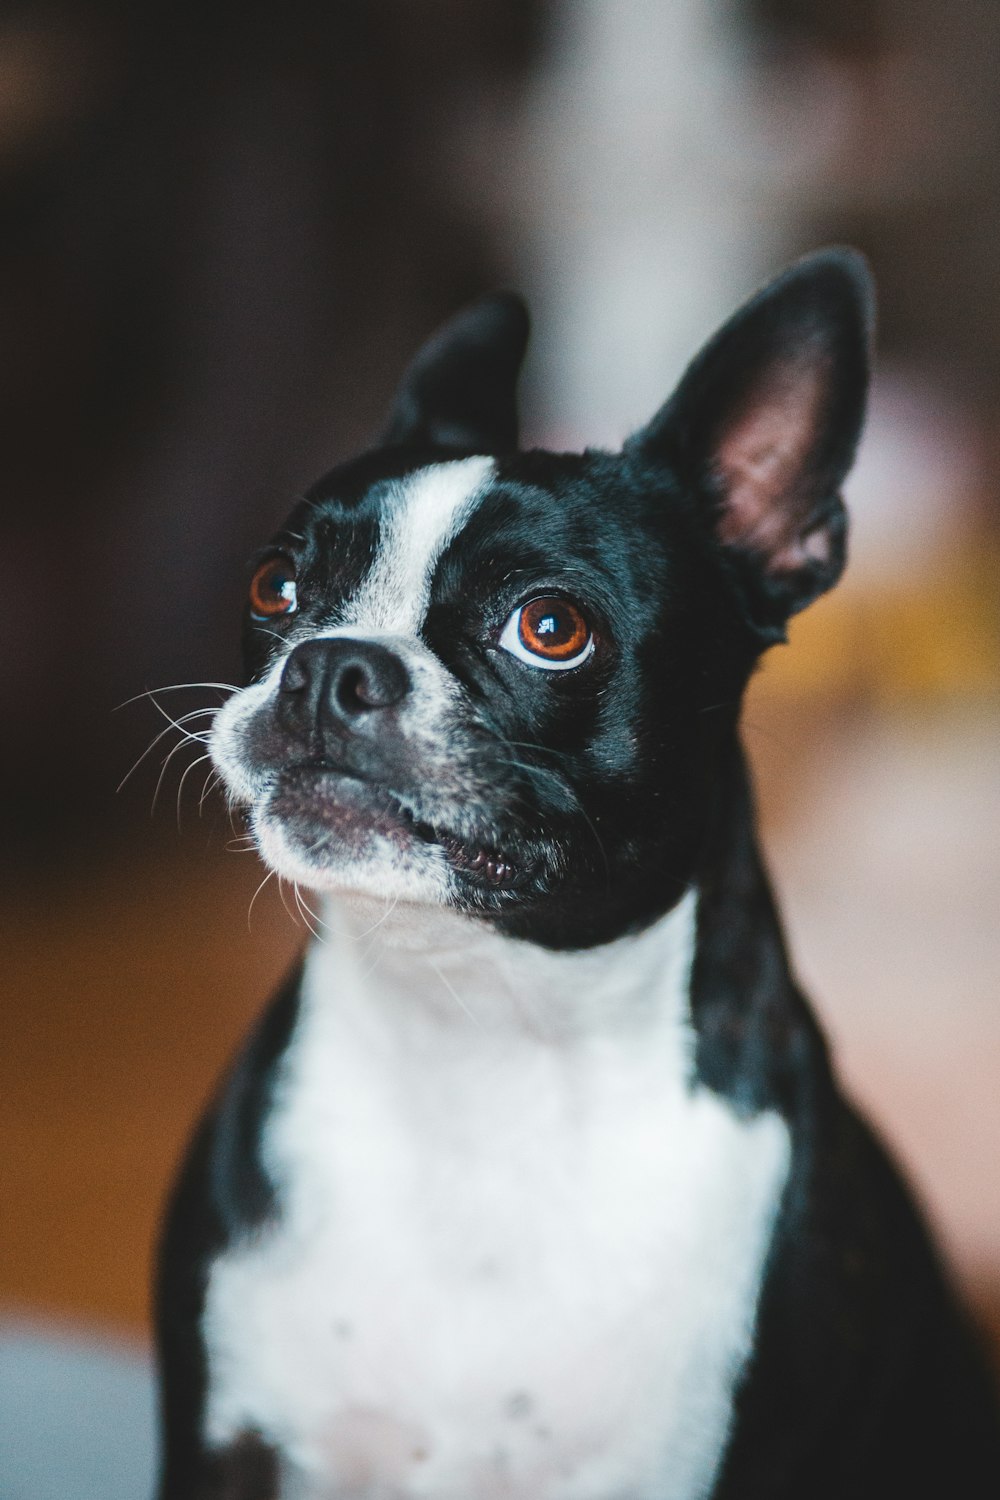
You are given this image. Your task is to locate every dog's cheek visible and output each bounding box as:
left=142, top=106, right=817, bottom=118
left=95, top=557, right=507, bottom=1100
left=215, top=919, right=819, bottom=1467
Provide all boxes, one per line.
left=209, top=679, right=284, bottom=805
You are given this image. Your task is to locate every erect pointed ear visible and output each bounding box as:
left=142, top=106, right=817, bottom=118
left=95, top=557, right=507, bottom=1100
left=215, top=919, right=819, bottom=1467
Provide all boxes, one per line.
left=625, top=249, right=874, bottom=640
left=383, top=292, right=530, bottom=455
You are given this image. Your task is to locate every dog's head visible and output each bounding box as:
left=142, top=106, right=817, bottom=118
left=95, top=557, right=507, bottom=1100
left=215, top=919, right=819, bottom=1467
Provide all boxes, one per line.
left=211, top=251, right=872, bottom=948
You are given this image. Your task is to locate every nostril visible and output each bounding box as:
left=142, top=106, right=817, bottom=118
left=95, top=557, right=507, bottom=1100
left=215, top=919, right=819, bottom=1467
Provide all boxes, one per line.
left=335, top=665, right=370, bottom=715
left=331, top=653, right=409, bottom=714
left=280, top=652, right=309, bottom=693
left=280, top=639, right=410, bottom=731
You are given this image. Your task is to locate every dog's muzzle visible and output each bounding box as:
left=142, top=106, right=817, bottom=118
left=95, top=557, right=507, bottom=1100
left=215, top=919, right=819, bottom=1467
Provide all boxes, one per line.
left=276, top=638, right=411, bottom=760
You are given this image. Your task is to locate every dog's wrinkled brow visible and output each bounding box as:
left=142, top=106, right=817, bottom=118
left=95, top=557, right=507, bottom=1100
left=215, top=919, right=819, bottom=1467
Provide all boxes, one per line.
left=340, top=456, right=494, bottom=636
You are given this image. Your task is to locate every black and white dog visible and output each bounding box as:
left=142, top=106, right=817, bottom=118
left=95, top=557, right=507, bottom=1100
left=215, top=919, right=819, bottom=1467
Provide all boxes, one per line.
left=155, top=252, right=1000, bottom=1499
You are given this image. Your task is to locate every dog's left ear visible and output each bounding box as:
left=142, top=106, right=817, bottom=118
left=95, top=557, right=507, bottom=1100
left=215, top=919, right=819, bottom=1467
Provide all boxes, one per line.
left=626, top=249, right=874, bottom=640
left=384, top=292, right=530, bottom=455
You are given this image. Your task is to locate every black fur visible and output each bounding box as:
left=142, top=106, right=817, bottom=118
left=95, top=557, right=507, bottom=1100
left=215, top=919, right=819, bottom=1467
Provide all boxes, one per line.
left=155, top=968, right=301, bottom=1497
left=383, top=291, right=530, bottom=455
left=155, top=252, right=1000, bottom=1496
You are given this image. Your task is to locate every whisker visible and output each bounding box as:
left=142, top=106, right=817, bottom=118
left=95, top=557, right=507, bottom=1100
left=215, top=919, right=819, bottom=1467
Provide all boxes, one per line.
left=505, top=739, right=573, bottom=762
left=247, top=870, right=276, bottom=930
left=277, top=876, right=303, bottom=928
left=225, top=834, right=258, bottom=852
left=295, top=884, right=328, bottom=932
left=147, top=696, right=215, bottom=744
left=152, top=736, right=202, bottom=816
left=427, top=957, right=487, bottom=1032
left=357, top=893, right=401, bottom=946
left=293, top=882, right=324, bottom=942
left=199, top=766, right=221, bottom=814
left=115, top=682, right=238, bottom=712
left=176, top=753, right=213, bottom=828
left=116, top=708, right=218, bottom=793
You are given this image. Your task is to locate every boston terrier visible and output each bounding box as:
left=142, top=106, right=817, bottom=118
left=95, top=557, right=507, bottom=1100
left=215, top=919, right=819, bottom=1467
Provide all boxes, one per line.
left=154, top=251, right=1000, bottom=1499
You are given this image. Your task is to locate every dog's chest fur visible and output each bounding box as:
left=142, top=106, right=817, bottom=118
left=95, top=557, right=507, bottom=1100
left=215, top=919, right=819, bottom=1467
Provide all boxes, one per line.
left=202, top=893, right=790, bottom=1500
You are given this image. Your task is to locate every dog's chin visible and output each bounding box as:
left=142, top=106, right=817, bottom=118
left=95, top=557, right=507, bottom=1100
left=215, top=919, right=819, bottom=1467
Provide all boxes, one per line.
left=248, top=769, right=528, bottom=906
left=250, top=775, right=449, bottom=904
left=253, top=809, right=453, bottom=904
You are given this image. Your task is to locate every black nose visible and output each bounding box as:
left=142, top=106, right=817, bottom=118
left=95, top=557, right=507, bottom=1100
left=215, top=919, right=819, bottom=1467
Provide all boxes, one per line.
left=277, top=637, right=410, bottom=748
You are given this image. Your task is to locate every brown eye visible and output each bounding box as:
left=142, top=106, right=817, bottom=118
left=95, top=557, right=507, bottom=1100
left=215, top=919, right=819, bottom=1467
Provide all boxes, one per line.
left=499, top=596, right=594, bottom=671
left=249, top=556, right=298, bottom=619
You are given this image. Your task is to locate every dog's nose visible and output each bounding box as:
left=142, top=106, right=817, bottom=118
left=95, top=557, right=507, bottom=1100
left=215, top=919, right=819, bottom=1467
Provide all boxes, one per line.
left=277, top=638, right=410, bottom=746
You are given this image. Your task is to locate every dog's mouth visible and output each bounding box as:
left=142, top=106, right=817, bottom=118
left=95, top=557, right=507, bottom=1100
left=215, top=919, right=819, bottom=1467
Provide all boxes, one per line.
left=264, top=760, right=525, bottom=888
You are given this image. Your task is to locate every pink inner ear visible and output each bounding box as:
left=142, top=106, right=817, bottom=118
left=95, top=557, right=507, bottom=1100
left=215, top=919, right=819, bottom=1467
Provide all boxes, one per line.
left=713, top=358, right=828, bottom=570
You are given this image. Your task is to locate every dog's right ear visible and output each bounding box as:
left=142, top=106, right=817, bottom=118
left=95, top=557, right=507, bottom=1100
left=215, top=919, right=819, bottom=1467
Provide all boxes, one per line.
left=383, top=292, right=530, bottom=456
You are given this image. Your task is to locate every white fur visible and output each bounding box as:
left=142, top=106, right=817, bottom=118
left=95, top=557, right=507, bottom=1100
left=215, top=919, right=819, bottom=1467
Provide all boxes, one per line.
left=252, top=803, right=454, bottom=908
left=203, top=893, right=790, bottom=1500
left=343, top=457, right=494, bottom=635
left=211, top=651, right=290, bottom=807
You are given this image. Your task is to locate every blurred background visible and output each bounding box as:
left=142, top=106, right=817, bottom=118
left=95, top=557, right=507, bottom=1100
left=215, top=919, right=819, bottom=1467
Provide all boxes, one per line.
left=2, top=1, right=999, bottom=1493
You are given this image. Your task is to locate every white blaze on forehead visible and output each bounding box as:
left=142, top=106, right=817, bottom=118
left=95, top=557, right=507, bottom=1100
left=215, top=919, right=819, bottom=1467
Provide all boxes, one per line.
left=341, top=455, right=494, bottom=635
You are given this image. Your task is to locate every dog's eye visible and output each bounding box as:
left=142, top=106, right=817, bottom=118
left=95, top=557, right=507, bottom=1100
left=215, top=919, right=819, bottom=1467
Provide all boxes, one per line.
left=499, top=597, right=594, bottom=671
left=249, top=556, right=298, bottom=620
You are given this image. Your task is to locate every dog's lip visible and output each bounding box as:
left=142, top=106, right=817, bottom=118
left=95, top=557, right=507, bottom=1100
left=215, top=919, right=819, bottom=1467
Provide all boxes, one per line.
left=275, top=759, right=522, bottom=886
left=281, top=759, right=417, bottom=828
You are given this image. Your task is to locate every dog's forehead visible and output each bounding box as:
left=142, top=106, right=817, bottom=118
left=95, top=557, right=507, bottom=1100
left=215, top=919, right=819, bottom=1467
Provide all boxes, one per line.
left=290, top=445, right=670, bottom=643
left=339, top=455, right=495, bottom=635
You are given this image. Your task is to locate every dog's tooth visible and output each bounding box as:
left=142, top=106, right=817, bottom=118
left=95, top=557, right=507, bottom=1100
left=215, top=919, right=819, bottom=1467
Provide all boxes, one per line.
left=444, top=843, right=516, bottom=882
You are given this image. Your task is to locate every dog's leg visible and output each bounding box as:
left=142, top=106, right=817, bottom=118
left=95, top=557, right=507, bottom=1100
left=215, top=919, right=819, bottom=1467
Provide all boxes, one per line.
left=154, top=969, right=304, bottom=1497
left=154, top=1145, right=278, bottom=1500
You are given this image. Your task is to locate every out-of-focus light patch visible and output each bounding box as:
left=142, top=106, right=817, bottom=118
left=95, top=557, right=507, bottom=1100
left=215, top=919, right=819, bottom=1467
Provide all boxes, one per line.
left=516, top=0, right=794, bottom=449
left=763, top=706, right=1000, bottom=1297
left=843, top=367, right=985, bottom=584
left=0, top=1318, right=155, bottom=1500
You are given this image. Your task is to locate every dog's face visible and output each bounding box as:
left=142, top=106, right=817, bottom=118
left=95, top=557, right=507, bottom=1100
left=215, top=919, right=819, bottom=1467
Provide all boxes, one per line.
left=211, top=252, right=872, bottom=949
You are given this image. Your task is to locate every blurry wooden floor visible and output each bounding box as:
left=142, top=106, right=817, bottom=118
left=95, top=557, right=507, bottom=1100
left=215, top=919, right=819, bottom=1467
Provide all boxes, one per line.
left=1, top=827, right=301, bottom=1333
left=2, top=694, right=999, bottom=1383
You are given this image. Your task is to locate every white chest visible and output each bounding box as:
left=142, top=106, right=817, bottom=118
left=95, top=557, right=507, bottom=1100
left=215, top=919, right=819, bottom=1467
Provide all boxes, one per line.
left=203, top=895, right=790, bottom=1500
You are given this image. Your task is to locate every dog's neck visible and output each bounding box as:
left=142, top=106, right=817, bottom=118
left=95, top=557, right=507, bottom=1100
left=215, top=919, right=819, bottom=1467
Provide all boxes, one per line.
left=300, top=738, right=787, bottom=1053
left=308, top=886, right=699, bottom=1049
